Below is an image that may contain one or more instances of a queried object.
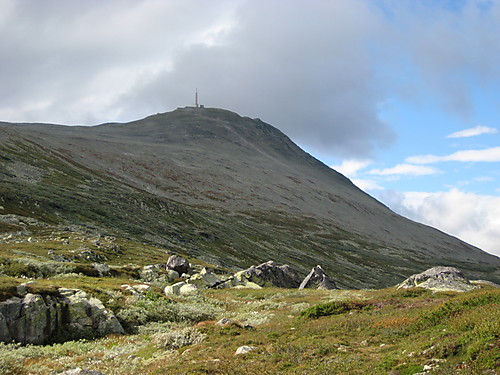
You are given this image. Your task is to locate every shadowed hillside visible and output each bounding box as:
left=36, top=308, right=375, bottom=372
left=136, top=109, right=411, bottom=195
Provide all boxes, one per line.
left=1, top=107, right=499, bottom=287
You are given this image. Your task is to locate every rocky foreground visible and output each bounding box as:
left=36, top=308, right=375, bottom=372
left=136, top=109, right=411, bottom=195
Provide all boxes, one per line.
left=1, top=254, right=495, bottom=349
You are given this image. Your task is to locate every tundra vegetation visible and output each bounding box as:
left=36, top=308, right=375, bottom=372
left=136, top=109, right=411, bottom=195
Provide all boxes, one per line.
left=0, top=235, right=498, bottom=374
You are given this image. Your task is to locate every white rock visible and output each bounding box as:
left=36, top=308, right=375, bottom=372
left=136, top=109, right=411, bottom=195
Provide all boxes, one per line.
left=164, top=281, right=187, bottom=296
left=179, top=283, right=200, bottom=296
left=235, top=345, right=257, bottom=355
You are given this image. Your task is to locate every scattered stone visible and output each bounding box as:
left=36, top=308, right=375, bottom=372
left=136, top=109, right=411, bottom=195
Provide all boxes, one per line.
left=164, top=281, right=187, bottom=296
left=470, top=280, right=500, bottom=288
left=396, top=266, right=479, bottom=292
left=16, top=283, right=28, bottom=296
left=139, top=264, right=180, bottom=283
left=78, top=249, right=105, bottom=262
left=92, top=263, right=110, bottom=277
left=166, top=255, right=190, bottom=275
left=299, top=265, right=338, bottom=290
left=188, top=268, right=222, bottom=288
left=167, top=269, right=180, bottom=280
left=52, top=255, right=70, bottom=262
left=60, top=368, right=106, bottom=375
left=216, top=318, right=233, bottom=326
left=179, top=283, right=200, bottom=296
left=164, top=281, right=200, bottom=296
left=235, top=345, right=257, bottom=355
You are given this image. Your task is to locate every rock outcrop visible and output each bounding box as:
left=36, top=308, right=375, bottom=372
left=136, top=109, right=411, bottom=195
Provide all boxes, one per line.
left=396, top=266, right=479, bottom=292
left=299, top=265, right=338, bottom=290
left=218, top=261, right=301, bottom=289
left=0, top=288, right=124, bottom=345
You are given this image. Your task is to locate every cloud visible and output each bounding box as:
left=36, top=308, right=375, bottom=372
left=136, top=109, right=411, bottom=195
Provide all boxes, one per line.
left=446, top=125, right=498, bottom=138
left=368, top=164, right=439, bottom=176
left=352, top=178, right=383, bottom=191
left=118, top=0, right=396, bottom=158
left=330, top=159, right=372, bottom=177
left=407, top=147, right=500, bottom=164
left=378, top=188, right=500, bottom=257
left=1, top=1, right=500, bottom=160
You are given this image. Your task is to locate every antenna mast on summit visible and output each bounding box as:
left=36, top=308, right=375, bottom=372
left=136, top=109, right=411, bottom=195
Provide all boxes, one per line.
left=195, top=89, right=199, bottom=108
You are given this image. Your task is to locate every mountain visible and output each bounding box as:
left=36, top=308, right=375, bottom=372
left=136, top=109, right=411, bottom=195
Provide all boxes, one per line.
left=1, top=107, right=499, bottom=287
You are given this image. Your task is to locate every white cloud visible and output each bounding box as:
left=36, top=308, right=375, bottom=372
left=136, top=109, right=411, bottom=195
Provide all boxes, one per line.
left=446, top=125, right=498, bottom=138
left=407, top=147, right=500, bottom=164
left=368, top=164, right=439, bottom=176
left=352, top=178, right=383, bottom=191
left=378, top=188, right=500, bottom=257
left=330, top=159, right=372, bottom=177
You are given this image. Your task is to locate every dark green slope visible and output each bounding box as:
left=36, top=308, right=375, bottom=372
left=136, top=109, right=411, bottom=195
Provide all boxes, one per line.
left=1, top=108, right=499, bottom=287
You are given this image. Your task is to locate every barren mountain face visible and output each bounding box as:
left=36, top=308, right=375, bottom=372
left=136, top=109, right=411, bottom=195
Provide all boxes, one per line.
left=1, top=108, right=498, bottom=287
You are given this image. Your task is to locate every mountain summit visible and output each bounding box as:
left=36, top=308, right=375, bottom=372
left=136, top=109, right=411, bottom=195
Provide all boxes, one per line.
left=1, top=107, right=498, bottom=287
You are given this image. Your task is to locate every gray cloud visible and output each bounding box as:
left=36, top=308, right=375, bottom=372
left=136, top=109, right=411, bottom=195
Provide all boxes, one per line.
left=1, top=0, right=500, bottom=159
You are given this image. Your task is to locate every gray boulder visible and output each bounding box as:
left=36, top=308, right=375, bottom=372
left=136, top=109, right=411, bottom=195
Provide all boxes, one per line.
left=166, top=255, right=190, bottom=275
left=164, top=281, right=200, bottom=296
left=0, top=288, right=124, bottom=345
left=92, top=263, right=110, bottom=277
left=299, top=265, right=338, bottom=290
left=234, top=261, right=301, bottom=288
left=396, top=266, right=479, bottom=292
left=187, top=268, right=222, bottom=288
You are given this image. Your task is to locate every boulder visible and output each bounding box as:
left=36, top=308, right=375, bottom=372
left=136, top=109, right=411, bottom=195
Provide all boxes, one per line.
left=179, top=283, right=200, bottom=296
left=396, top=266, right=479, bottom=292
left=299, top=265, right=338, bottom=290
left=164, top=281, right=187, bottom=296
left=166, top=255, right=190, bottom=275
left=187, top=268, right=222, bottom=288
left=92, top=263, right=110, bottom=277
left=235, top=345, right=257, bottom=355
left=164, top=282, right=200, bottom=296
left=139, top=264, right=180, bottom=283
left=231, top=261, right=301, bottom=288
left=0, top=288, right=124, bottom=345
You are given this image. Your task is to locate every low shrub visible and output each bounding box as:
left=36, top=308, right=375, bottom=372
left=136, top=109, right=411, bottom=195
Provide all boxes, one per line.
left=116, top=297, right=222, bottom=332
left=152, top=327, right=206, bottom=349
left=300, top=300, right=370, bottom=319
left=0, top=258, right=74, bottom=278
left=415, top=290, right=500, bottom=330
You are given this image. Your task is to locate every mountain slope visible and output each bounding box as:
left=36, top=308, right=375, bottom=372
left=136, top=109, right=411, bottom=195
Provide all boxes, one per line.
left=1, top=107, right=499, bottom=287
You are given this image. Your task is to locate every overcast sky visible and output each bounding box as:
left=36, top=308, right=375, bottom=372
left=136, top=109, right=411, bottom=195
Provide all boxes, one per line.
left=1, top=0, right=500, bottom=256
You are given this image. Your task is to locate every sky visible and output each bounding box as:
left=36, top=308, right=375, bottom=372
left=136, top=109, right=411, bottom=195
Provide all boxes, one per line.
left=1, top=0, right=500, bottom=257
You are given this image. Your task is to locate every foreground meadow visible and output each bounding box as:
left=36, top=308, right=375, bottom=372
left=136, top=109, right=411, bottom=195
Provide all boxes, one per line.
left=1, top=280, right=498, bottom=375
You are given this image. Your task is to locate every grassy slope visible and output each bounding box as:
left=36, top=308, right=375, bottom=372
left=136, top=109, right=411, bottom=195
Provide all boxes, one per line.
left=1, top=131, right=498, bottom=288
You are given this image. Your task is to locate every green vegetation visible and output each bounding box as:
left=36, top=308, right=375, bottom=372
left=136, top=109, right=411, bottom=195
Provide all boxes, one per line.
left=0, top=281, right=498, bottom=374
left=299, top=300, right=371, bottom=319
